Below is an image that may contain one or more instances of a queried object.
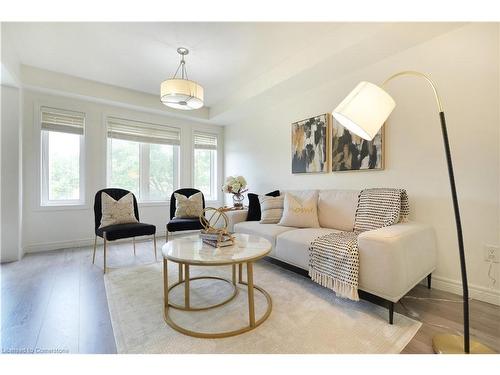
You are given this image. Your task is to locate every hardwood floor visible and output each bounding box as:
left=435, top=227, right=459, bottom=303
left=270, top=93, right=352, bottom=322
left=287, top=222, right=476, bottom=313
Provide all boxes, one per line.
left=1, top=240, right=499, bottom=354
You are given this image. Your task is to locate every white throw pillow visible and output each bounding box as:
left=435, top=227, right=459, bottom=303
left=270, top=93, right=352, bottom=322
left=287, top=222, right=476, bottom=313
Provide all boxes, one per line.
left=278, top=192, right=320, bottom=228
left=174, top=192, right=203, bottom=218
left=259, top=195, right=284, bottom=224
left=99, top=192, right=138, bottom=228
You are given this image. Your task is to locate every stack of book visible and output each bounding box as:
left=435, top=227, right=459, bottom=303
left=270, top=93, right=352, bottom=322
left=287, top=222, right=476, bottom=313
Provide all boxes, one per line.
left=200, top=230, right=235, bottom=248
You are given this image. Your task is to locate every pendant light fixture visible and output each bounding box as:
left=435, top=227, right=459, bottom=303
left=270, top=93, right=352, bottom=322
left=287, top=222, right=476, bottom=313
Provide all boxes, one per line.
left=161, top=47, right=204, bottom=110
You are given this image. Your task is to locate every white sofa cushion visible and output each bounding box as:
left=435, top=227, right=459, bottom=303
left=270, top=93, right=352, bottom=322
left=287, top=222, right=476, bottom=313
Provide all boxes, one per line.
left=275, top=228, right=342, bottom=269
left=318, top=189, right=360, bottom=231
left=233, top=221, right=295, bottom=255
left=278, top=191, right=320, bottom=228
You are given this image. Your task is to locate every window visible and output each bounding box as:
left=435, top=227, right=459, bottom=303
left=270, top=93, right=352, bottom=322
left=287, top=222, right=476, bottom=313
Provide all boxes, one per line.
left=40, top=107, right=85, bottom=206
left=193, top=132, right=218, bottom=200
left=107, top=117, right=180, bottom=202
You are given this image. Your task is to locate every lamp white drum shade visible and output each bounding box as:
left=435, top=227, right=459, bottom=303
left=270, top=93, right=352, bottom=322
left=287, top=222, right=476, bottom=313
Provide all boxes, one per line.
left=160, top=78, right=204, bottom=110
left=332, top=81, right=396, bottom=141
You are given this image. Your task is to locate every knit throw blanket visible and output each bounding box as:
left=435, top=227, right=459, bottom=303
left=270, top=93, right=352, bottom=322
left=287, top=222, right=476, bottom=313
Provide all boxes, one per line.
left=309, top=188, right=409, bottom=301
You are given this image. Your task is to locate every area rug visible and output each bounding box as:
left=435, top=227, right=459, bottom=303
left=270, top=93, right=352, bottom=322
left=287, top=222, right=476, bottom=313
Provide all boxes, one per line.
left=104, top=260, right=421, bottom=354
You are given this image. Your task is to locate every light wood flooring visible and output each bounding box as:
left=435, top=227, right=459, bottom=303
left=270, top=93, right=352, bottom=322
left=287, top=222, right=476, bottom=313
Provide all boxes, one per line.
left=1, top=239, right=499, bottom=354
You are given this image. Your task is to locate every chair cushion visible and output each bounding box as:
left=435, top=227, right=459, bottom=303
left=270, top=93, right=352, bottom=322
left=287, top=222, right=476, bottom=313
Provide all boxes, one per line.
left=97, top=222, right=156, bottom=241
left=167, top=218, right=204, bottom=232
left=247, top=190, right=280, bottom=221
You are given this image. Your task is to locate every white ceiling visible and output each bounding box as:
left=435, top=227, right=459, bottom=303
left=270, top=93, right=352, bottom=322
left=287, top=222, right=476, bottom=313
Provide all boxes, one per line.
left=4, top=22, right=345, bottom=106
left=3, top=22, right=463, bottom=121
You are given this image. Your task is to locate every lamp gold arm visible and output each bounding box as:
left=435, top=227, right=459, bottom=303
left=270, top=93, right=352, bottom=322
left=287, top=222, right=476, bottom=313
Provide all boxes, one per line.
left=382, top=71, right=443, bottom=112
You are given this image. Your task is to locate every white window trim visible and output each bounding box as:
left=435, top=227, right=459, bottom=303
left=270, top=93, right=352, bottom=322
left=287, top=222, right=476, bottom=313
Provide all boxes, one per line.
left=38, top=104, right=87, bottom=209
left=192, top=130, right=219, bottom=202
left=105, top=115, right=181, bottom=204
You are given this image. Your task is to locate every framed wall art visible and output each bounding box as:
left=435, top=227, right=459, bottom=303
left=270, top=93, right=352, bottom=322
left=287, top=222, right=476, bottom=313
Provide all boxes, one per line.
left=291, top=113, right=331, bottom=174
left=331, top=119, right=384, bottom=171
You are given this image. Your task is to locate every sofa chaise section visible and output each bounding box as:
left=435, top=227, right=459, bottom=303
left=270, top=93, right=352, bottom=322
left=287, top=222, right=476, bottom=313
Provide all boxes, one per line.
left=233, top=189, right=437, bottom=323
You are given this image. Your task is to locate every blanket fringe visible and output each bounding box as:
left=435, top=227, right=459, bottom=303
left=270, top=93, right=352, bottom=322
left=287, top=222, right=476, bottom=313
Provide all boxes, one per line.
left=309, top=267, right=359, bottom=301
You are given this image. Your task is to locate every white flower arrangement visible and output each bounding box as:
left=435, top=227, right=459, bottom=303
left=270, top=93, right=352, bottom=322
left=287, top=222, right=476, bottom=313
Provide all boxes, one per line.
left=222, top=175, right=248, bottom=195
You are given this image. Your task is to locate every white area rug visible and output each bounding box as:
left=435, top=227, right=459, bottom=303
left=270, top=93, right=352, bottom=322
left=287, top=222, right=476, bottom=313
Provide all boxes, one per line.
left=104, top=260, right=421, bottom=353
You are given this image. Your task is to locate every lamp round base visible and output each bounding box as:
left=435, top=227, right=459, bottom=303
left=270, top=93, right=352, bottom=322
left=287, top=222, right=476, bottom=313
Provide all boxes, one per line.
left=432, top=334, right=495, bottom=354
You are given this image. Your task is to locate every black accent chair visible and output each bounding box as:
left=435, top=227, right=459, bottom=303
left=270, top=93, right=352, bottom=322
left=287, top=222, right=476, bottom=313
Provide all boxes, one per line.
left=166, top=188, right=206, bottom=242
left=93, top=188, right=157, bottom=274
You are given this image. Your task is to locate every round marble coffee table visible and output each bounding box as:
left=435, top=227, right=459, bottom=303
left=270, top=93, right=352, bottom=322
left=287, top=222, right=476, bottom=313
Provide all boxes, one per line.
left=161, top=233, right=272, bottom=338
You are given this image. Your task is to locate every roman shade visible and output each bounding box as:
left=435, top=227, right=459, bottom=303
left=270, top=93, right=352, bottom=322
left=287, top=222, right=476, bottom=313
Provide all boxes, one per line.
left=41, top=107, right=85, bottom=135
left=107, top=117, right=180, bottom=145
left=193, top=132, right=217, bottom=150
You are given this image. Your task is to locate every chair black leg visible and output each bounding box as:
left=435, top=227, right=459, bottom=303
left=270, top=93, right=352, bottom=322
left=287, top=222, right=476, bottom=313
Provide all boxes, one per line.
left=388, top=301, right=394, bottom=324
left=427, top=273, right=432, bottom=289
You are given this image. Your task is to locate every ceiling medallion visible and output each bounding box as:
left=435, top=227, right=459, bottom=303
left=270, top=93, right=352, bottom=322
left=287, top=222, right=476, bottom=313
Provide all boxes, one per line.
left=160, top=47, right=204, bottom=110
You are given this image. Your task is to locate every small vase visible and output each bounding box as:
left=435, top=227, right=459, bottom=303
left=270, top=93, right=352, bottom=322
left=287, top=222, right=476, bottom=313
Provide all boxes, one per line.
left=232, top=193, right=244, bottom=208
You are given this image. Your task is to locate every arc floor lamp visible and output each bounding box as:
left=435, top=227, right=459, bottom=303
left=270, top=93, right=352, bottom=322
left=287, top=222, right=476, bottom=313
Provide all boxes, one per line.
left=332, top=71, right=494, bottom=354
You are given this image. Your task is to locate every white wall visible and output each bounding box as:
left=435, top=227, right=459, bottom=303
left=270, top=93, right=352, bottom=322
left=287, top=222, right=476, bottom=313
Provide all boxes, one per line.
left=22, top=90, right=224, bottom=252
left=225, top=23, right=500, bottom=304
left=1, top=85, right=22, bottom=262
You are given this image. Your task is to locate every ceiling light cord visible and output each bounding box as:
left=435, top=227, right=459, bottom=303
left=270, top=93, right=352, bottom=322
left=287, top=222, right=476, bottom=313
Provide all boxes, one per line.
left=172, top=49, right=189, bottom=80
left=180, top=54, right=188, bottom=80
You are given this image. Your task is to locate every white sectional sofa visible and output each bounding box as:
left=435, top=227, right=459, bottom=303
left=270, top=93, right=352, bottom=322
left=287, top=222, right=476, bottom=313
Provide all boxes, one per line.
left=232, top=189, right=437, bottom=323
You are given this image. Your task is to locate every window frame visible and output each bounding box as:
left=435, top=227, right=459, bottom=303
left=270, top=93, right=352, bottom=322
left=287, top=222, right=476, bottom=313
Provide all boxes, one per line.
left=106, top=117, right=181, bottom=204
left=39, top=108, right=86, bottom=207
left=192, top=131, right=219, bottom=202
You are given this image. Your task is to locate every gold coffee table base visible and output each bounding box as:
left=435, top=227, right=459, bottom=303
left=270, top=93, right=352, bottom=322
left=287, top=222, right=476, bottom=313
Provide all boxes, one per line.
left=163, top=260, right=272, bottom=339
left=166, top=276, right=239, bottom=311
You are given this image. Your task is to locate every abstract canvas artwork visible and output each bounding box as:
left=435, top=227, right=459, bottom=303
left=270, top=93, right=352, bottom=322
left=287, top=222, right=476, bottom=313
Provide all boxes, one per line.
left=291, top=114, right=330, bottom=174
left=331, top=119, right=384, bottom=171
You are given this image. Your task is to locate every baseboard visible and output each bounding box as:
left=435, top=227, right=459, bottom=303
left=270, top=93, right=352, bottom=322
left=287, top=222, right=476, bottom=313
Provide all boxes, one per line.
left=23, top=230, right=168, bottom=253
left=21, top=230, right=202, bottom=254
left=430, top=275, right=500, bottom=306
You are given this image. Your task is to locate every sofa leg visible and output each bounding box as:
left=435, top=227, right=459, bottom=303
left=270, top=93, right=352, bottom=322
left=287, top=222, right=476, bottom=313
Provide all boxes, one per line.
left=388, top=301, right=394, bottom=324
left=427, top=273, right=432, bottom=289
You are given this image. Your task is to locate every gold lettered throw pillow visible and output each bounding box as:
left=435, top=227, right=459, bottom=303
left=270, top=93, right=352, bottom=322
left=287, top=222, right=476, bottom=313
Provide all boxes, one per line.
left=259, top=195, right=284, bottom=224
left=278, top=192, right=320, bottom=228
left=174, top=192, right=203, bottom=218
left=99, top=192, right=138, bottom=228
